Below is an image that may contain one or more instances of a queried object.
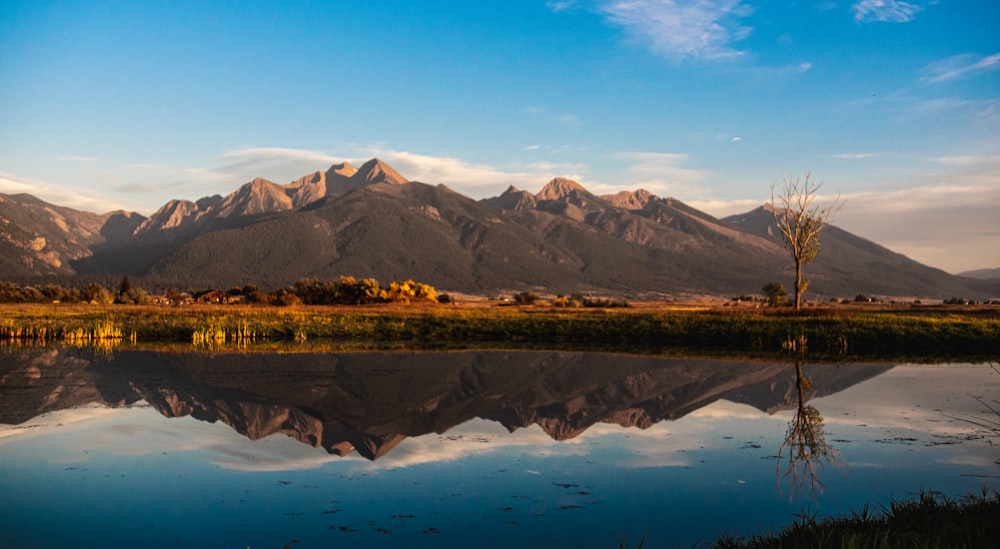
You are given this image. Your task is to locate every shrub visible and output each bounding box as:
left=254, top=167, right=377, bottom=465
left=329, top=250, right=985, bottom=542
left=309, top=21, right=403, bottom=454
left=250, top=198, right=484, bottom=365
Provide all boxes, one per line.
left=513, top=290, right=539, bottom=305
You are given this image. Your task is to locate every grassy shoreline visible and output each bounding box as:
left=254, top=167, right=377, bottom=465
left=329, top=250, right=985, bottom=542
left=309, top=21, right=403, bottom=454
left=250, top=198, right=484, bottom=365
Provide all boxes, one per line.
left=699, top=491, right=1000, bottom=549
left=2, top=302, right=998, bottom=359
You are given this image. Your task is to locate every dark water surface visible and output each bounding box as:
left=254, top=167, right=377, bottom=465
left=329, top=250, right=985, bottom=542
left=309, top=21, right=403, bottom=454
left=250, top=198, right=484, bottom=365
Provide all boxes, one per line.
left=1, top=347, right=997, bottom=548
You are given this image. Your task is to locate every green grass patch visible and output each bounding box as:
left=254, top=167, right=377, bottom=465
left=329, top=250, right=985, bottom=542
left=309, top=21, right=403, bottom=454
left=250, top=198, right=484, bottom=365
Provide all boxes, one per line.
left=1, top=304, right=998, bottom=360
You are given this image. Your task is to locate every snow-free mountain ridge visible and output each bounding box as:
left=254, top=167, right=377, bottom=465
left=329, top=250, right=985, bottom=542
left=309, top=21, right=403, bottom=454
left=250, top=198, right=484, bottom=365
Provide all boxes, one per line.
left=1, top=158, right=997, bottom=299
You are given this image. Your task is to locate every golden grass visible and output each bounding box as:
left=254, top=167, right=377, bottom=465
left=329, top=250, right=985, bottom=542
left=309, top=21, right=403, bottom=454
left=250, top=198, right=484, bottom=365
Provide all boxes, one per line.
left=1, top=302, right=997, bottom=359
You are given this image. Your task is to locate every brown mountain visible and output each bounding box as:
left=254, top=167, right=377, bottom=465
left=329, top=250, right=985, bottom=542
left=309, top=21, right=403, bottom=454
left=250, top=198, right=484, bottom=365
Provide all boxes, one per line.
left=349, top=157, right=408, bottom=187
left=287, top=161, right=359, bottom=205
left=602, top=188, right=656, bottom=210
left=0, top=192, right=143, bottom=277
left=959, top=268, right=1000, bottom=281
left=0, top=347, right=892, bottom=461
left=2, top=158, right=997, bottom=299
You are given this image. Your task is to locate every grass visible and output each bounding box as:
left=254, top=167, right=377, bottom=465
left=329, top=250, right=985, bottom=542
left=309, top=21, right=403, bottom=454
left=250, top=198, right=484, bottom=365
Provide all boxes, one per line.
left=1, top=302, right=998, bottom=359
left=703, top=490, right=1000, bottom=549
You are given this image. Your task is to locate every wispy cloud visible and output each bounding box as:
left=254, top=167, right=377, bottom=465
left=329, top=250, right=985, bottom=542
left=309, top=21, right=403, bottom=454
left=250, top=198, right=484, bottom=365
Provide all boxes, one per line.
left=687, top=197, right=763, bottom=217
left=546, top=0, right=578, bottom=11
left=217, top=147, right=343, bottom=174
left=356, top=147, right=586, bottom=196
left=922, top=52, right=1000, bottom=83
left=595, top=151, right=710, bottom=197
left=523, top=105, right=584, bottom=127
left=852, top=0, right=922, bottom=23
left=0, top=174, right=36, bottom=194
left=0, top=171, right=132, bottom=213
left=57, top=155, right=101, bottom=164
left=834, top=155, right=1000, bottom=272
left=596, top=0, right=754, bottom=61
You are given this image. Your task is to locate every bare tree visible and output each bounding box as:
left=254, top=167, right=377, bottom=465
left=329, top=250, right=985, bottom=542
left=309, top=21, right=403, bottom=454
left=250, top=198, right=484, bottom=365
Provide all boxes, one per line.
left=770, top=173, right=844, bottom=310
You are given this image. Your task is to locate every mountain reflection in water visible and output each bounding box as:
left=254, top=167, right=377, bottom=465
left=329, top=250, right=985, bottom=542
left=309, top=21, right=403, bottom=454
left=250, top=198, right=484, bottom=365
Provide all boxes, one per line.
left=1, top=348, right=890, bottom=460
left=2, top=347, right=997, bottom=548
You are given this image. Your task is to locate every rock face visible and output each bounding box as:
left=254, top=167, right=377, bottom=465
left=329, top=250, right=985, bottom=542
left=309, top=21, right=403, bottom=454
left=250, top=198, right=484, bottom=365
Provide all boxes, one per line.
left=348, top=158, right=408, bottom=187
left=1, top=158, right=997, bottom=299
left=0, top=347, right=893, bottom=461
left=0, top=193, right=142, bottom=277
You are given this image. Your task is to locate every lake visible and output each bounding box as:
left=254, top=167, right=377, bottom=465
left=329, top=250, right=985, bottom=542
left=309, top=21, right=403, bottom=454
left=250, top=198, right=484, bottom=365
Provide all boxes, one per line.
left=1, top=346, right=997, bottom=548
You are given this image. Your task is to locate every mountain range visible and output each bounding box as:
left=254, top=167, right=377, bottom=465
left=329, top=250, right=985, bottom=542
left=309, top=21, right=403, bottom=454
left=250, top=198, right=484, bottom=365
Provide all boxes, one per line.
left=2, top=158, right=996, bottom=299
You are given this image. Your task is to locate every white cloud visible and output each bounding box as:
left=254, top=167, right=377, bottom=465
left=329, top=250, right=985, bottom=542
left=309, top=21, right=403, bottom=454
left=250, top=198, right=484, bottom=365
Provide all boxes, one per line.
left=0, top=174, right=35, bottom=194
left=597, top=0, right=754, bottom=61
left=833, top=155, right=1000, bottom=272
left=852, top=0, right=922, bottom=23
left=923, top=52, right=1000, bottom=84
left=355, top=148, right=715, bottom=205
left=933, top=154, right=1000, bottom=168
left=546, top=0, right=578, bottom=11
left=688, top=197, right=763, bottom=217
left=216, top=147, right=343, bottom=174
left=976, top=100, right=1000, bottom=125
left=0, top=171, right=132, bottom=213
left=356, top=147, right=582, bottom=197
left=608, top=151, right=711, bottom=195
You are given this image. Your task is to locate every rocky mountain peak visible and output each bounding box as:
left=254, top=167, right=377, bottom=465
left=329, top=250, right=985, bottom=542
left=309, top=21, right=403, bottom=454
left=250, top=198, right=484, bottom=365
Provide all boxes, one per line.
left=217, top=177, right=293, bottom=217
left=136, top=199, right=201, bottom=233
left=286, top=171, right=328, bottom=207
left=326, top=162, right=358, bottom=179
left=602, top=189, right=657, bottom=210
left=481, top=185, right=537, bottom=211
left=535, top=177, right=591, bottom=202
left=350, top=158, right=408, bottom=187
left=195, top=195, right=223, bottom=211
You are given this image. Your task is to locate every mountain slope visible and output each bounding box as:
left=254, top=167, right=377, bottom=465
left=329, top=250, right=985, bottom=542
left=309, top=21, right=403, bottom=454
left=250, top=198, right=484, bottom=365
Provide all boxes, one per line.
left=958, top=268, right=1000, bottom=281
left=0, top=192, right=144, bottom=277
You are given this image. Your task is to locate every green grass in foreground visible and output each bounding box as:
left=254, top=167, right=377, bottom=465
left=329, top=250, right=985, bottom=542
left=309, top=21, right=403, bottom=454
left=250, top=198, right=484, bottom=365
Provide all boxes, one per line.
left=1, top=303, right=999, bottom=360
left=701, top=491, right=1000, bottom=549
left=621, top=491, right=1000, bottom=548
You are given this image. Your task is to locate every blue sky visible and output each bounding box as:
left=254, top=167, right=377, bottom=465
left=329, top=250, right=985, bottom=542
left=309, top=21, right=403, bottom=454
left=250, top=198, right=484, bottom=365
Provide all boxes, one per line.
left=1, top=1, right=997, bottom=273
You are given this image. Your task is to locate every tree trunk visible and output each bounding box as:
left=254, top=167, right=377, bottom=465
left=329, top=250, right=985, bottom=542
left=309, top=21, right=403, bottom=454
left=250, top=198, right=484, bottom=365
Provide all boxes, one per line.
left=794, top=259, right=803, bottom=310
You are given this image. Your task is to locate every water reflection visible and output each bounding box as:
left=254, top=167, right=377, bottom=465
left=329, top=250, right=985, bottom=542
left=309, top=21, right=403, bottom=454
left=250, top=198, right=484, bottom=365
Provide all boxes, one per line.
left=2, top=346, right=998, bottom=548
left=776, top=361, right=845, bottom=498
left=0, top=347, right=890, bottom=460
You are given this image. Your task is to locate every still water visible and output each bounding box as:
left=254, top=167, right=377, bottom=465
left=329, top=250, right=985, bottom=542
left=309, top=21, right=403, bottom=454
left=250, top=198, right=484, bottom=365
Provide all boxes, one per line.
left=1, top=347, right=997, bottom=548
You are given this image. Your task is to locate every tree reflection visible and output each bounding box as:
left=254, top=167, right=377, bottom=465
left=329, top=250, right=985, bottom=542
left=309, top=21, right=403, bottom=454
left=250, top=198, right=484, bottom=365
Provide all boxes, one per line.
left=776, top=361, right=844, bottom=498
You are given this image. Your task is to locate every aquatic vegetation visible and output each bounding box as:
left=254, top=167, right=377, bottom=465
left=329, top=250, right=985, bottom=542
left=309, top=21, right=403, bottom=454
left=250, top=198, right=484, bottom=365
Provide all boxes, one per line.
left=1, top=315, right=135, bottom=348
